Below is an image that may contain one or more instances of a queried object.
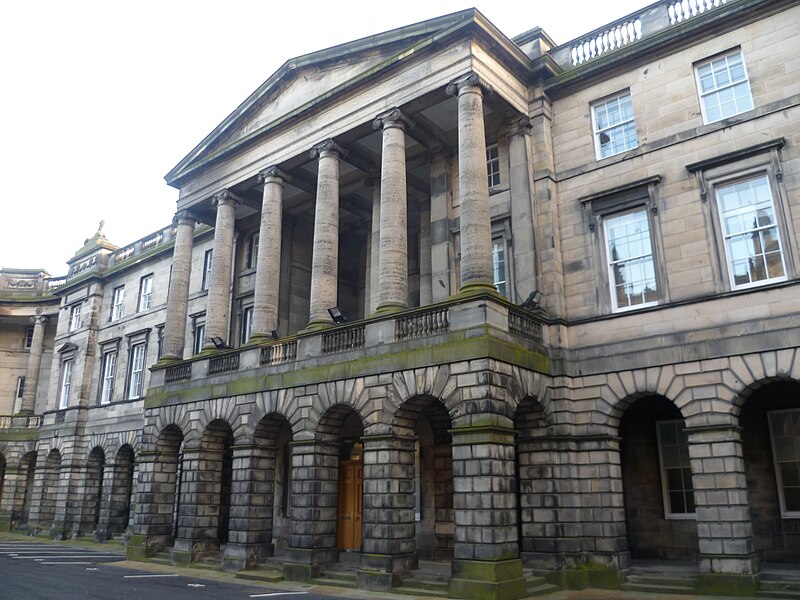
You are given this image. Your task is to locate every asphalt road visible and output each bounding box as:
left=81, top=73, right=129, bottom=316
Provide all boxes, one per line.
left=0, top=540, right=351, bottom=600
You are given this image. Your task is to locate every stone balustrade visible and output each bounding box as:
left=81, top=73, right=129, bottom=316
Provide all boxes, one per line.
left=148, top=294, right=549, bottom=394
left=0, top=415, right=41, bottom=429
left=550, top=0, right=732, bottom=68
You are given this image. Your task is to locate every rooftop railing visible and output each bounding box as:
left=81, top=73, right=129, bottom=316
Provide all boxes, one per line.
left=551, top=0, right=731, bottom=69
left=108, top=224, right=178, bottom=268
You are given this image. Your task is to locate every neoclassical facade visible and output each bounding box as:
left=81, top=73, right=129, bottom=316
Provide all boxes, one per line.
left=1, top=1, right=799, bottom=598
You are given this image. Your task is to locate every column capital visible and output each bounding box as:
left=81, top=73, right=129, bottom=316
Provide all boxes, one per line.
left=310, top=139, right=347, bottom=160
left=257, top=166, right=292, bottom=185
left=446, top=72, right=493, bottom=97
left=212, top=189, right=242, bottom=207
left=503, top=116, right=532, bottom=137
left=372, top=107, right=414, bottom=132
left=30, top=315, right=49, bottom=326
left=172, top=210, right=197, bottom=227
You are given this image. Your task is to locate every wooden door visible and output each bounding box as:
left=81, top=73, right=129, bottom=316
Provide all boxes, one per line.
left=337, top=459, right=363, bottom=550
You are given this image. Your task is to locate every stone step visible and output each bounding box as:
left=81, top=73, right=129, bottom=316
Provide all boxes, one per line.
left=626, top=574, right=699, bottom=586
left=311, top=576, right=357, bottom=589
left=235, top=569, right=284, bottom=583
left=761, top=580, right=800, bottom=593
left=757, top=591, right=800, bottom=600
left=527, top=583, right=562, bottom=597
left=393, top=584, right=450, bottom=598
left=621, top=582, right=698, bottom=595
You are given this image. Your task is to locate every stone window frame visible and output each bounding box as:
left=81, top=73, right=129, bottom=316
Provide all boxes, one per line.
left=693, top=47, right=754, bottom=126
left=124, top=329, right=150, bottom=401
left=580, top=175, right=668, bottom=315
left=767, top=408, right=800, bottom=519
left=56, top=344, right=77, bottom=410
left=655, top=420, right=696, bottom=519
left=201, top=249, right=213, bottom=292
left=15, top=376, right=25, bottom=405
left=687, top=138, right=797, bottom=294
left=239, top=301, right=254, bottom=346
left=110, top=285, right=125, bottom=322
left=155, top=324, right=164, bottom=360
left=137, top=274, right=154, bottom=312
left=24, top=327, right=34, bottom=349
left=245, top=232, right=260, bottom=271
left=590, top=89, right=639, bottom=160
left=190, top=312, right=206, bottom=355
left=486, top=144, right=501, bottom=189
left=97, top=337, right=121, bottom=406
left=68, top=302, right=82, bottom=332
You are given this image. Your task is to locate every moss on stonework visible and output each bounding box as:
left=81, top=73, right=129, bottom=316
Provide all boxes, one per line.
left=0, top=430, right=41, bottom=442
left=145, top=328, right=549, bottom=409
left=697, top=573, right=758, bottom=597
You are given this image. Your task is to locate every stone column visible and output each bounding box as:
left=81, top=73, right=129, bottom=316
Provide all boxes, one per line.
left=283, top=440, right=339, bottom=580
left=373, top=108, right=413, bottom=313
left=358, top=435, right=417, bottom=590
left=307, top=140, right=345, bottom=329
left=173, top=445, right=222, bottom=564
left=687, top=425, right=758, bottom=593
left=94, top=464, right=116, bottom=541
left=251, top=168, right=291, bottom=341
left=204, top=190, right=240, bottom=349
left=365, top=178, right=381, bottom=315
left=128, top=450, right=178, bottom=560
left=446, top=73, right=496, bottom=295
left=449, top=415, right=526, bottom=600
left=0, top=466, right=23, bottom=530
left=19, top=315, right=47, bottom=414
left=161, top=212, right=195, bottom=360
left=224, top=444, right=277, bottom=571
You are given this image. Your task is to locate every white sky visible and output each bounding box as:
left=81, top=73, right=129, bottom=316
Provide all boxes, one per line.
left=0, top=0, right=649, bottom=276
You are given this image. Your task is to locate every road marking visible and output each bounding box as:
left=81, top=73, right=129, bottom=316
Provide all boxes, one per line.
left=249, top=593, right=309, bottom=598
left=187, top=583, right=206, bottom=587
left=40, top=561, right=93, bottom=565
left=123, top=574, right=181, bottom=578
left=86, top=568, right=99, bottom=571
left=13, top=555, right=122, bottom=559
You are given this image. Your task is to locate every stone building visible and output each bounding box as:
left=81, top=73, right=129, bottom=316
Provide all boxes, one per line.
left=1, top=0, right=799, bottom=598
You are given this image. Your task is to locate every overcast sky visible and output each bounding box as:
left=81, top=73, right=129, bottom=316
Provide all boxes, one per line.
left=0, top=0, right=649, bottom=276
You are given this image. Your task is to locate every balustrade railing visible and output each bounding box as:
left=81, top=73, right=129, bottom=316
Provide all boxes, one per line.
left=508, top=307, right=544, bottom=344
left=0, top=415, right=41, bottom=429
left=396, top=306, right=450, bottom=341
left=208, top=352, right=240, bottom=375
left=570, top=16, right=643, bottom=65
left=260, top=340, right=297, bottom=365
left=321, top=325, right=365, bottom=355
left=668, top=0, right=727, bottom=24
left=47, top=277, right=67, bottom=291
left=165, top=362, right=192, bottom=383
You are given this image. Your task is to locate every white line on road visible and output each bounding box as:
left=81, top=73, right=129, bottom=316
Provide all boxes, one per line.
left=249, top=593, right=309, bottom=598
left=123, top=574, right=181, bottom=579
left=40, top=561, right=93, bottom=565
left=13, top=555, right=122, bottom=559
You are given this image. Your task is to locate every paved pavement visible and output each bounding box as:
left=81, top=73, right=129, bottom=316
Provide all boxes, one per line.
left=0, top=535, right=786, bottom=600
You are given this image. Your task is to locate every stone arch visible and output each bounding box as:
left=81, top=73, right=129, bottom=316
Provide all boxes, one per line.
left=619, top=393, right=698, bottom=561
left=0, top=450, right=5, bottom=509
left=305, top=378, right=372, bottom=436
left=388, top=366, right=460, bottom=415
left=38, top=448, right=63, bottom=531
left=251, top=388, right=303, bottom=438
left=109, top=444, right=135, bottom=536
left=729, top=348, right=800, bottom=416
left=735, top=376, right=800, bottom=562
left=253, top=413, right=294, bottom=550
left=83, top=446, right=106, bottom=534
left=507, top=366, right=551, bottom=420
left=149, top=424, right=185, bottom=540
left=17, top=450, right=37, bottom=525
left=190, top=418, right=235, bottom=546
left=150, top=405, right=192, bottom=447
left=193, top=397, right=249, bottom=445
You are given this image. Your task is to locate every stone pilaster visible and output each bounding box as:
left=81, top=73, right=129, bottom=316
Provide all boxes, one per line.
left=283, top=440, right=339, bottom=580
left=0, top=466, right=22, bottom=530
left=19, top=315, right=47, bottom=414
left=505, top=117, right=538, bottom=302
left=128, top=450, right=178, bottom=560
left=366, top=178, right=381, bottom=315
left=106, top=457, right=134, bottom=538
left=449, top=416, right=525, bottom=600
left=358, top=435, right=417, bottom=590
left=430, top=150, right=453, bottom=301
left=307, top=140, right=345, bottom=329
left=204, top=190, right=240, bottom=349
left=446, top=73, right=496, bottom=295
left=172, top=445, right=221, bottom=563
left=373, top=108, right=413, bottom=313
left=161, top=212, right=195, bottom=360
left=224, top=444, right=277, bottom=571
left=687, top=425, right=758, bottom=592
left=94, top=463, right=117, bottom=541
left=252, top=168, right=290, bottom=341
left=419, top=201, right=432, bottom=306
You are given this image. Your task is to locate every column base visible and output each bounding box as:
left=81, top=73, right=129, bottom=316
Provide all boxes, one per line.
left=697, top=573, right=759, bottom=596
left=699, top=552, right=759, bottom=576
left=357, top=553, right=418, bottom=590
left=373, top=302, right=406, bottom=316
left=544, top=567, right=623, bottom=590
left=302, top=319, right=333, bottom=333
left=449, top=559, right=526, bottom=600
left=457, top=281, right=501, bottom=298
left=283, top=547, right=338, bottom=581
left=126, top=533, right=166, bottom=560
left=223, top=542, right=274, bottom=572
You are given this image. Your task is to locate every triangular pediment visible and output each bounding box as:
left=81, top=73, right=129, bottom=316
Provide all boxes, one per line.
left=166, top=9, right=485, bottom=186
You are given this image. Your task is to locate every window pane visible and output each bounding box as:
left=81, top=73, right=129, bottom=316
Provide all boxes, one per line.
left=697, top=50, right=753, bottom=123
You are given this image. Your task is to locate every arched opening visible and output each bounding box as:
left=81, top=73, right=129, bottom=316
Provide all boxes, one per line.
left=110, top=445, right=135, bottom=537
left=0, top=452, right=6, bottom=508
left=318, top=405, right=365, bottom=552
left=394, top=396, right=454, bottom=561
left=19, top=451, right=37, bottom=525
left=39, top=449, right=62, bottom=530
left=739, top=379, right=800, bottom=563
left=84, top=447, right=105, bottom=534
left=253, top=414, right=293, bottom=552
left=155, top=425, right=184, bottom=542
left=514, top=396, right=549, bottom=566
left=198, top=419, right=234, bottom=548
left=620, top=396, right=698, bottom=561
